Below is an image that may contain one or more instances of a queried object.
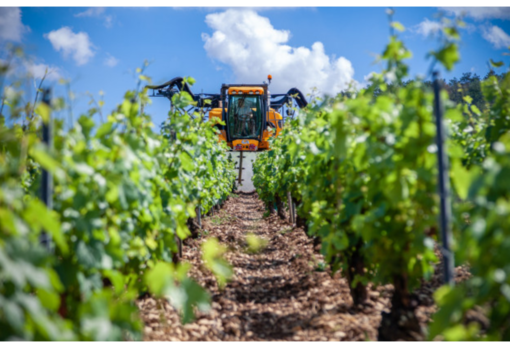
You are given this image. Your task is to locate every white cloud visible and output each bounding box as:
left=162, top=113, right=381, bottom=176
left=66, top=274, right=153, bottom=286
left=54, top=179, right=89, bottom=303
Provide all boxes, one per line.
left=75, top=7, right=105, bottom=18
left=412, top=17, right=476, bottom=38
left=441, top=7, right=510, bottom=20
left=0, top=7, right=30, bottom=42
left=202, top=9, right=356, bottom=96
left=364, top=72, right=377, bottom=82
left=25, top=62, right=62, bottom=81
left=122, top=6, right=151, bottom=10
left=413, top=18, right=444, bottom=37
left=481, top=25, right=510, bottom=49
left=104, top=15, right=113, bottom=28
left=1, top=57, right=62, bottom=82
left=359, top=71, right=377, bottom=89
left=104, top=53, right=119, bottom=67
left=172, top=7, right=296, bottom=14
left=44, top=27, right=95, bottom=66
left=75, top=7, right=113, bottom=28
left=172, top=6, right=303, bottom=12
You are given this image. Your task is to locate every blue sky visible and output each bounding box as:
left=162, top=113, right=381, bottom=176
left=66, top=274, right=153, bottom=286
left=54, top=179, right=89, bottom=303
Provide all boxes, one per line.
left=1, top=7, right=509, bottom=128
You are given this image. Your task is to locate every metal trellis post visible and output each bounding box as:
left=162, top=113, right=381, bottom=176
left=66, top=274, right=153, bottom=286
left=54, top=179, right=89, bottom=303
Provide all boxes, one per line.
left=433, top=71, right=455, bottom=286
left=287, top=191, right=295, bottom=224
left=237, top=150, right=244, bottom=186
left=40, top=88, right=53, bottom=251
left=196, top=206, right=202, bottom=229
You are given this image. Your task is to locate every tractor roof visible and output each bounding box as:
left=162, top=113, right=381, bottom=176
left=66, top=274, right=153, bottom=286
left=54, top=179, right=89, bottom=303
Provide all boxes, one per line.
left=227, top=86, right=265, bottom=95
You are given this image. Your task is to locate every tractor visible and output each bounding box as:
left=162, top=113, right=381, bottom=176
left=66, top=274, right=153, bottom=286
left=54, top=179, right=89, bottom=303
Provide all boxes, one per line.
left=147, top=75, right=308, bottom=191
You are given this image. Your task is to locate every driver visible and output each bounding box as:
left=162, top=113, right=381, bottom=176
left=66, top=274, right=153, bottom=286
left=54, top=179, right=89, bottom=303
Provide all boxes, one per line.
left=237, top=98, right=254, bottom=136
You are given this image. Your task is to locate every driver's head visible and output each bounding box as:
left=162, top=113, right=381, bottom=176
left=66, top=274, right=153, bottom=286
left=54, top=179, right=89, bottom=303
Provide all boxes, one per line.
left=238, top=98, right=245, bottom=106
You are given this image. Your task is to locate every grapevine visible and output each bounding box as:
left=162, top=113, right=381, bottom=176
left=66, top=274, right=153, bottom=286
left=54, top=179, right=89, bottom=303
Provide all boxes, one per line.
left=253, top=17, right=510, bottom=340
left=0, top=55, right=236, bottom=340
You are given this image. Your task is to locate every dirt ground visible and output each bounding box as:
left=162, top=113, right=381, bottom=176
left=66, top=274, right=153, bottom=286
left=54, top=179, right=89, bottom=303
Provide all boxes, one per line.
left=137, top=193, right=470, bottom=341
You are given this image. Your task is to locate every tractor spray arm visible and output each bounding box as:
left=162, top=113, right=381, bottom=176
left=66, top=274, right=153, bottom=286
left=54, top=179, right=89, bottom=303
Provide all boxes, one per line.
left=146, top=77, right=194, bottom=94
left=146, top=77, right=221, bottom=108
left=270, top=88, right=308, bottom=110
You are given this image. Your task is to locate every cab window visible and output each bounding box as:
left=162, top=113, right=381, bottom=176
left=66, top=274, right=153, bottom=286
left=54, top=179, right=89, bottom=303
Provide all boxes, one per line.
left=228, top=95, right=263, bottom=139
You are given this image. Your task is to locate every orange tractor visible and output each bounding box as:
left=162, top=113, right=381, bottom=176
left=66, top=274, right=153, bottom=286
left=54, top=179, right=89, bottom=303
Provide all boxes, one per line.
left=148, top=75, right=308, bottom=190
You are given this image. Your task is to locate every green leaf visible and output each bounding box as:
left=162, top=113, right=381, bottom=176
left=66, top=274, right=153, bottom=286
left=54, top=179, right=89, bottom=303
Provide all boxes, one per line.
left=167, top=277, right=210, bottom=324
left=391, top=21, right=405, bottom=32
left=145, top=262, right=174, bottom=295
left=431, top=43, right=460, bottom=71
left=78, top=115, right=95, bottom=136
left=176, top=224, right=190, bottom=240
left=74, top=162, right=94, bottom=176
left=76, top=240, right=103, bottom=269
left=201, top=238, right=233, bottom=288
left=145, top=236, right=157, bottom=250
left=444, top=108, right=463, bottom=122
left=139, top=75, right=149, bottom=81
left=96, top=121, right=113, bottom=138
left=179, top=152, right=194, bottom=172
left=429, top=286, right=465, bottom=339
left=184, top=76, right=196, bottom=86
left=471, top=105, right=481, bottom=116
left=29, top=144, right=60, bottom=174
left=443, top=324, right=469, bottom=341
left=171, top=91, right=196, bottom=109
left=36, top=288, right=60, bottom=311
left=105, top=185, right=119, bottom=204
left=2, top=301, right=25, bottom=332
left=103, top=270, right=125, bottom=295
left=0, top=208, right=17, bottom=235
left=443, top=27, right=460, bottom=40
left=463, top=96, right=473, bottom=104
left=23, top=199, right=68, bottom=255
left=43, top=211, right=68, bottom=255
left=490, top=59, right=504, bottom=68
left=35, top=103, right=51, bottom=123
left=244, top=234, right=268, bottom=254
left=451, top=160, right=481, bottom=200
left=47, top=268, right=64, bottom=292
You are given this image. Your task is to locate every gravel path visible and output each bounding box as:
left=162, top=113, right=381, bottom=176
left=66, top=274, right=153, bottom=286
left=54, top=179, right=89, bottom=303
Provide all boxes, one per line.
left=137, top=194, right=469, bottom=341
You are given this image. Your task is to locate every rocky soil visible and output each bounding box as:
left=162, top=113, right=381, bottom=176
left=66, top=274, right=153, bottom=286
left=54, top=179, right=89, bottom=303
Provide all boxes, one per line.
left=137, top=193, right=470, bottom=341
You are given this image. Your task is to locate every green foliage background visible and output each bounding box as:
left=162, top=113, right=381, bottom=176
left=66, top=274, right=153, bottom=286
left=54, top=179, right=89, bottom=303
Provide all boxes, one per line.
left=253, top=16, right=510, bottom=340
left=0, top=56, right=236, bottom=340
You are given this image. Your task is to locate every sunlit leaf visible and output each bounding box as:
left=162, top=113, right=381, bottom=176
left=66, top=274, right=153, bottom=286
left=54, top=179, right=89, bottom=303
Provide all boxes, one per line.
left=391, top=21, right=405, bottom=32
left=35, top=103, right=51, bottom=123
left=489, top=59, right=504, bottom=68
left=431, top=43, right=460, bottom=71
left=201, top=238, right=233, bottom=288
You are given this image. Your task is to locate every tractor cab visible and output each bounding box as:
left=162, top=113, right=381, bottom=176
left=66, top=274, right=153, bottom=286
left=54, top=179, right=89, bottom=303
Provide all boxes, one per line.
left=225, top=86, right=266, bottom=151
